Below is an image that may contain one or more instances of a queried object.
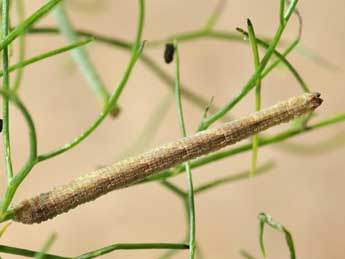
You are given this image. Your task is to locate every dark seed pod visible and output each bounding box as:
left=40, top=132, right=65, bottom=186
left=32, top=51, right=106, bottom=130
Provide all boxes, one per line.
left=164, top=43, right=175, bottom=64
left=0, top=119, right=2, bottom=133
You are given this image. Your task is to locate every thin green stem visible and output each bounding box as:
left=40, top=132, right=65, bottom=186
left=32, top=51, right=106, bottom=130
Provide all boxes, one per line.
left=160, top=180, right=187, bottom=198
left=26, top=26, right=312, bottom=121
left=0, top=38, right=93, bottom=77
left=194, top=162, right=274, bottom=194
left=13, top=0, right=26, bottom=92
left=35, top=233, right=58, bottom=259
left=258, top=213, right=296, bottom=259
left=239, top=250, right=257, bottom=259
left=0, top=90, right=38, bottom=217
left=280, top=0, right=286, bottom=25
left=52, top=4, right=113, bottom=113
left=152, top=28, right=309, bottom=94
left=0, top=245, right=70, bottom=259
left=199, top=0, right=299, bottom=130
left=203, top=0, right=226, bottom=31
left=247, top=18, right=261, bottom=177
left=236, top=29, right=309, bottom=93
left=75, top=243, right=189, bottom=259
left=262, top=39, right=299, bottom=78
left=36, top=0, right=145, bottom=162
left=0, top=243, right=188, bottom=259
left=174, top=41, right=196, bottom=259
left=26, top=27, right=232, bottom=121
left=0, top=0, right=63, bottom=51
left=2, top=0, right=14, bottom=182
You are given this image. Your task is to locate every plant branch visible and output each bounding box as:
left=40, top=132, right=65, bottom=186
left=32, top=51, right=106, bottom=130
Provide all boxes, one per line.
left=2, top=0, right=14, bottom=182
left=174, top=41, right=196, bottom=259
left=36, top=0, right=145, bottom=162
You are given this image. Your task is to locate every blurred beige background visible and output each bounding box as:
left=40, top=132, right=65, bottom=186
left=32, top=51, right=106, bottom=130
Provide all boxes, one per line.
left=1, top=0, right=345, bottom=258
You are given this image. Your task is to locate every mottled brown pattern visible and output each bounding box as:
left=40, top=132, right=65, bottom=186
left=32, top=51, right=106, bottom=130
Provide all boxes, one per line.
left=12, top=93, right=322, bottom=224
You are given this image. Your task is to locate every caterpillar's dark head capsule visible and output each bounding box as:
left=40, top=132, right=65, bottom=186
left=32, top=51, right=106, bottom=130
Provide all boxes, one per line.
left=164, top=43, right=175, bottom=64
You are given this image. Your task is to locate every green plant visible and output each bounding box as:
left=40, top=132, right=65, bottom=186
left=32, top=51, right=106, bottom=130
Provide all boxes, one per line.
left=0, top=0, right=343, bottom=258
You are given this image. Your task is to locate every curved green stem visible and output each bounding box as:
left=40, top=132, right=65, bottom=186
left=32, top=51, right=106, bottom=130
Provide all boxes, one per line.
left=247, top=19, right=262, bottom=177
left=13, top=0, right=26, bottom=92
left=0, top=90, right=38, bottom=218
left=75, top=243, right=188, bottom=259
left=0, top=38, right=93, bottom=77
left=36, top=0, right=145, bottom=162
left=0, top=0, right=63, bottom=51
left=26, top=27, right=230, bottom=121
left=52, top=4, right=111, bottom=111
left=2, top=0, right=14, bottom=182
left=174, top=41, right=196, bottom=259
left=199, top=1, right=299, bottom=130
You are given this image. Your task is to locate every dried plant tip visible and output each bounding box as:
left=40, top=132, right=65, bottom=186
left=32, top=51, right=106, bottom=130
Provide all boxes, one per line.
left=164, top=43, right=175, bottom=64
left=12, top=93, right=322, bottom=224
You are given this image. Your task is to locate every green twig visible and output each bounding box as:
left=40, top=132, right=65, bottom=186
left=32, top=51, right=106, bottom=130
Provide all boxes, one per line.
left=194, top=162, right=274, bottom=194
left=75, top=243, right=189, bottom=259
left=2, top=0, right=14, bottom=182
left=174, top=41, right=196, bottom=259
left=239, top=250, right=257, bottom=259
left=25, top=26, right=232, bottom=121
left=198, top=0, right=300, bottom=130
left=26, top=26, right=315, bottom=120
left=13, top=0, right=26, bottom=92
left=258, top=213, right=296, bottom=259
left=36, top=0, right=145, bottom=162
left=0, top=90, right=38, bottom=217
left=246, top=18, right=261, bottom=177
left=0, top=0, right=63, bottom=51
left=0, top=243, right=188, bottom=259
left=161, top=180, right=187, bottom=198
left=0, top=37, right=93, bottom=77
left=52, top=4, right=115, bottom=115
left=35, top=233, right=58, bottom=259
left=0, top=245, right=69, bottom=259
left=203, top=0, right=227, bottom=31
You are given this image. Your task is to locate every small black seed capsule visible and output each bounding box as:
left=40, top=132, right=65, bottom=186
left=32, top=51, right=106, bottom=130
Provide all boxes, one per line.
left=164, top=43, right=175, bottom=64
left=0, top=119, right=2, bottom=133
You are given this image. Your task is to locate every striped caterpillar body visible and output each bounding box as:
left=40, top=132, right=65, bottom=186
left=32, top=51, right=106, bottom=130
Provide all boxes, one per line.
left=12, top=93, right=323, bottom=224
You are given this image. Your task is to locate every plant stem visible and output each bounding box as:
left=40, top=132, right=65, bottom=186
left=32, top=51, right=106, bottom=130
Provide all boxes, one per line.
left=199, top=1, right=299, bottom=130
left=75, top=243, right=189, bottom=259
left=52, top=3, right=112, bottom=113
left=0, top=245, right=70, bottom=259
left=0, top=38, right=93, bottom=77
left=13, top=0, right=26, bottom=92
left=2, top=0, right=14, bottom=182
left=35, top=233, right=58, bottom=259
left=36, top=0, right=145, bottom=162
left=194, top=162, right=274, bottom=194
left=174, top=41, right=196, bottom=259
left=0, top=0, right=63, bottom=51
left=247, top=18, right=261, bottom=177
left=0, top=90, right=38, bottom=217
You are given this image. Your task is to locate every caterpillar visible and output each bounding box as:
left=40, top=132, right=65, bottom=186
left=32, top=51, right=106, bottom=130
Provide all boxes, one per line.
left=12, top=92, right=322, bottom=224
